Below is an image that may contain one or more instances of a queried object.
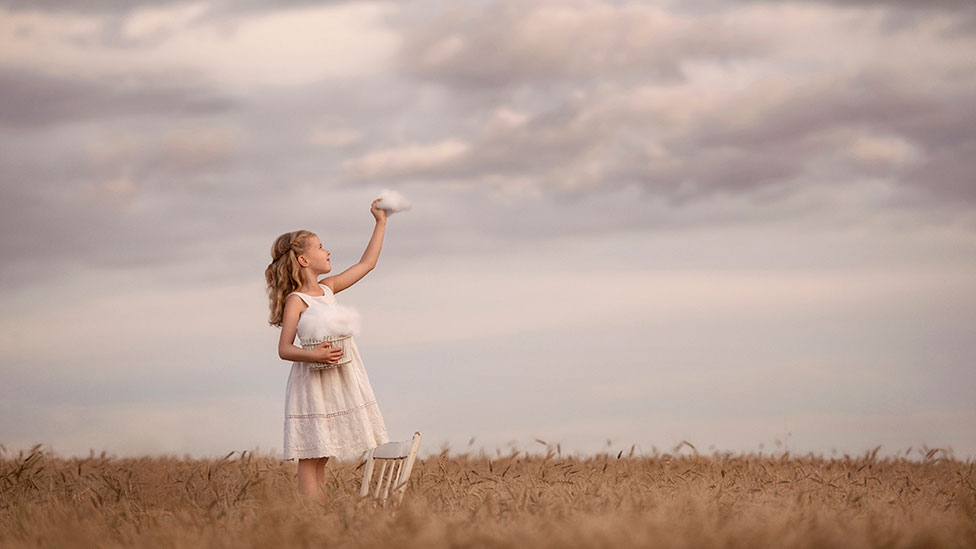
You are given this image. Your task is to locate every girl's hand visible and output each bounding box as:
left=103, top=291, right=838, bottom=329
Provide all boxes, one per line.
left=311, top=341, right=343, bottom=364
left=370, top=198, right=387, bottom=222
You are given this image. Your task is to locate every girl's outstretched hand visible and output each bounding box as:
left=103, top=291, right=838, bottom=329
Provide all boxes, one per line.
left=370, top=198, right=387, bottom=222
left=311, top=341, right=343, bottom=364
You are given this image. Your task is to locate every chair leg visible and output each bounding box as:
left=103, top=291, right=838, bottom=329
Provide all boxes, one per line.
left=391, top=432, right=422, bottom=506
left=372, top=461, right=388, bottom=498
left=379, top=459, right=398, bottom=502
left=360, top=455, right=375, bottom=497
left=387, top=460, right=403, bottom=500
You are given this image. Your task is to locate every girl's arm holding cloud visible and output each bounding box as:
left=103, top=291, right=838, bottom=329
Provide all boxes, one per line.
left=320, top=198, right=387, bottom=294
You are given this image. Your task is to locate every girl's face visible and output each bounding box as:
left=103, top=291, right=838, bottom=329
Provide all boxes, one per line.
left=300, top=235, right=332, bottom=274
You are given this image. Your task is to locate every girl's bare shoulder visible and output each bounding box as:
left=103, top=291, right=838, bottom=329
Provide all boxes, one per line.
left=283, top=293, right=309, bottom=311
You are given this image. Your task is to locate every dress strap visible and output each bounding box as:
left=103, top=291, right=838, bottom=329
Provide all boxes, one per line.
left=288, top=292, right=313, bottom=307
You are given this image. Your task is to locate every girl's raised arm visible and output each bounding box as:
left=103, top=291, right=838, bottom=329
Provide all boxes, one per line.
left=321, top=198, right=387, bottom=294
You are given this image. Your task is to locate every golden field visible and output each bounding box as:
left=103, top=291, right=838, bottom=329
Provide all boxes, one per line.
left=1, top=442, right=974, bottom=548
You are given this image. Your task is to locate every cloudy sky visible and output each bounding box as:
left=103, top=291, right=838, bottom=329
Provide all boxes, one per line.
left=1, top=0, right=974, bottom=461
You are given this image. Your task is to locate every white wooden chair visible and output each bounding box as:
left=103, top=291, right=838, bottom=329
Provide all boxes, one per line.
left=360, top=431, right=422, bottom=506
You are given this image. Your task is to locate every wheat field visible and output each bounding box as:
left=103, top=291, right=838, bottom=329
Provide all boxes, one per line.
left=1, top=442, right=974, bottom=548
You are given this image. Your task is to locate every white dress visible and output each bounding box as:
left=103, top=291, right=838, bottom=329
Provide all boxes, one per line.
left=282, top=283, right=389, bottom=461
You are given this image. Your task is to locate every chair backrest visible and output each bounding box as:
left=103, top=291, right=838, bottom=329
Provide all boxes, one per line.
left=360, top=431, right=422, bottom=505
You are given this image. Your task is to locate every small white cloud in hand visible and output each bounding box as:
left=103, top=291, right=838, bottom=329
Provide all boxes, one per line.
left=376, top=189, right=412, bottom=214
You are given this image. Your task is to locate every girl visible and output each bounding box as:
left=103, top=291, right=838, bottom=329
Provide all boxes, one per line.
left=264, top=198, right=390, bottom=499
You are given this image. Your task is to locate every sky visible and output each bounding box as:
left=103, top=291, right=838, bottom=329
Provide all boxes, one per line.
left=1, top=0, right=974, bottom=461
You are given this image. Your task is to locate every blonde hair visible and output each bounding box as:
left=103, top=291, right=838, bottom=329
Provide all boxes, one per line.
left=264, top=230, right=316, bottom=327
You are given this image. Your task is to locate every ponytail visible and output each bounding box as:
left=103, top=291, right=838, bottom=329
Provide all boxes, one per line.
left=264, top=230, right=315, bottom=326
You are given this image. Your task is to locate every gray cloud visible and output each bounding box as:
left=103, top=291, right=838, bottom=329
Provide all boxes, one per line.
left=0, top=0, right=361, bottom=15
left=343, top=1, right=976, bottom=206
left=398, top=1, right=768, bottom=89
left=744, top=0, right=974, bottom=9
left=737, top=0, right=976, bottom=36
left=345, top=66, right=976, bottom=204
left=685, top=71, right=976, bottom=202
left=2, top=0, right=974, bottom=294
left=0, top=69, right=237, bottom=129
left=0, top=67, right=247, bottom=289
left=0, top=70, right=420, bottom=291
left=0, top=0, right=389, bottom=51
left=0, top=0, right=188, bottom=13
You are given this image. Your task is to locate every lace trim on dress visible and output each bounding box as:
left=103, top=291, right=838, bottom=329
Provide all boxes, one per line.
left=286, top=400, right=377, bottom=420
left=283, top=399, right=389, bottom=460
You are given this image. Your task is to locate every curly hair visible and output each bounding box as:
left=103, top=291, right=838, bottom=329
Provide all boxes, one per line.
left=264, top=230, right=316, bottom=327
